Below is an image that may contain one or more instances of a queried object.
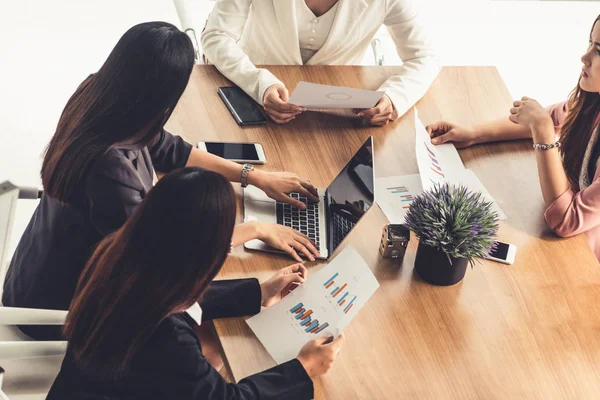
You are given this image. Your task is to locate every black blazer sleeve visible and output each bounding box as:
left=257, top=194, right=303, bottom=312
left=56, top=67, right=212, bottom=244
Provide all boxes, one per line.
left=148, top=129, right=193, bottom=173
left=152, top=317, right=314, bottom=400
left=200, top=279, right=262, bottom=321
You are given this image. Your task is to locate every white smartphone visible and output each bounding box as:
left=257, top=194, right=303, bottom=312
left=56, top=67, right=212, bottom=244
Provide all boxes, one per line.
left=196, top=142, right=266, bottom=165
left=485, top=241, right=516, bottom=265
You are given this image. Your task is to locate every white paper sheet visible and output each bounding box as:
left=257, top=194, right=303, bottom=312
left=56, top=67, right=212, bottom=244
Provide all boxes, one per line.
left=412, top=109, right=507, bottom=220
left=449, top=169, right=507, bottom=220
left=414, top=110, right=466, bottom=191
left=288, top=81, right=385, bottom=109
left=375, top=174, right=423, bottom=224
left=247, top=246, right=379, bottom=364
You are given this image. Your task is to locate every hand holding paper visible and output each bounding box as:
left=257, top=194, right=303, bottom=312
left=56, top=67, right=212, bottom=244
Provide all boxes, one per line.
left=374, top=109, right=507, bottom=224
left=247, top=246, right=379, bottom=364
left=289, top=81, right=384, bottom=110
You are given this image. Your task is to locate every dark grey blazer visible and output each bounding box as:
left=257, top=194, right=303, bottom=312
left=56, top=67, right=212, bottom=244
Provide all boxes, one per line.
left=2, top=130, right=192, bottom=339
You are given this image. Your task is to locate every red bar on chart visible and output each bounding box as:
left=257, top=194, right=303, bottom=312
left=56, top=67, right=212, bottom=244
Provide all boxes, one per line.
left=299, top=310, right=313, bottom=320
left=325, top=281, right=334, bottom=289
left=333, top=283, right=347, bottom=297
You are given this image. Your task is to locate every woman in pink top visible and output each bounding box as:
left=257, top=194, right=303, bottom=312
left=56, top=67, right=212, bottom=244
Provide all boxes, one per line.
left=426, top=14, right=600, bottom=260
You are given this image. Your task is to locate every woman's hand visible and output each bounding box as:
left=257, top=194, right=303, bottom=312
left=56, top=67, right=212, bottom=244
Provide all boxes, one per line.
left=297, top=334, right=345, bottom=378
left=509, top=97, right=554, bottom=142
left=249, top=170, right=319, bottom=210
left=263, top=83, right=304, bottom=124
left=255, top=222, right=319, bottom=262
left=354, top=95, right=394, bottom=126
left=260, top=263, right=307, bottom=307
left=425, top=122, right=478, bottom=148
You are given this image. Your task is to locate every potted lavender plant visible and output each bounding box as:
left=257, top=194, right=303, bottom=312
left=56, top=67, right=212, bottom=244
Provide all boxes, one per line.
left=404, top=183, right=499, bottom=286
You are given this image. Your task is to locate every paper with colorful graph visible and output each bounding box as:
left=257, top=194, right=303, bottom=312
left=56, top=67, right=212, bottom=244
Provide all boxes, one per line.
left=374, top=110, right=506, bottom=223
left=414, top=111, right=466, bottom=191
left=375, top=174, right=423, bottom=224
left=246, top=246, right=379, bottom=364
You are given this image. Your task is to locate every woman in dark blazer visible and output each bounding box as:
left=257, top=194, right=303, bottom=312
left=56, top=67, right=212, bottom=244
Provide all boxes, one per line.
left=2, top=22, right=319, bottom=340
left=46, top=168, right=343, bottom=400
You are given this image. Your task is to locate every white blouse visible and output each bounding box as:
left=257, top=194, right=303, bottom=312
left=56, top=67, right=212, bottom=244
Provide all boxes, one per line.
left=296, top=1, right=339, bottom=64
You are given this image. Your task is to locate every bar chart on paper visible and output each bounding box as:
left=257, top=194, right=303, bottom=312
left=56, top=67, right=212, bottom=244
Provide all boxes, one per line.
left=386, top=186, right=415, bottom=209
left=323, top=273, right=357, bottom=314
left=414, top=109, right=466, bottom=191
left=375, top=174, right=423, bottom=224
left=425, top=141, right=445, bottom=183
left=290, top=303, right=329, bottom=334
left=246, top=246, right=380, bottom=364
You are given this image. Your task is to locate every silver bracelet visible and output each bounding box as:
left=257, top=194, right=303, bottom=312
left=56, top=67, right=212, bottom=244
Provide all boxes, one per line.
left=533, top=141, right=561, bottom=151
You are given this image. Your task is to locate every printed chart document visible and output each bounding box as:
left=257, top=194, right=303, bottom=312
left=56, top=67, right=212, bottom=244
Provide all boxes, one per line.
left=414, top=110, right=466, bottom=191
left=450, top=169, right=508, bottom=220
left=373, top=109, right=507, bottom=222
left=247, top=246, right=379, bottom=364
left=288, top=81, right=385, bottom=109
left=375, top=174, right=423, bottom=224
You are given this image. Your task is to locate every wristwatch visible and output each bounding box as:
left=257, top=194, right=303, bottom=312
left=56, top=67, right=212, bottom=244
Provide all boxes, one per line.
left=241, top=163, right=254, bottom=188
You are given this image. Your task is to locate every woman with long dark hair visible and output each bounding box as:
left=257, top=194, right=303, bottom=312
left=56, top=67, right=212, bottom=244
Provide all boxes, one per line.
left=426, top=15, right=600, bottom=261
left=46, top=168, right=343, bottom=400
left=3, top=22, right=319, bottom=339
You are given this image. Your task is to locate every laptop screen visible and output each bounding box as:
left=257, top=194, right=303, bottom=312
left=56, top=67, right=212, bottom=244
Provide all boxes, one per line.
left=325, top=137, right=374, bottom=253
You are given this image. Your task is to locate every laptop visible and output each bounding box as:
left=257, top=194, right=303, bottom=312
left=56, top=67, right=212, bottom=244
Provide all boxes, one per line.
left=244, top=137, right=374, bottom=259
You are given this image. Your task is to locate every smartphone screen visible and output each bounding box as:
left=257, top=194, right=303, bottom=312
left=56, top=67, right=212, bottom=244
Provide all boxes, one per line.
left=218, top=86, right=266, bottom=125
left=205, top=142, right=259, bottom=161
left=489, top=241, right=510, bottom=260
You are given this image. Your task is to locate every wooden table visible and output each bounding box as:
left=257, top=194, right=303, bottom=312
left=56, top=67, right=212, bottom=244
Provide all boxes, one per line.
left=167, top=66, right=600, bottom=399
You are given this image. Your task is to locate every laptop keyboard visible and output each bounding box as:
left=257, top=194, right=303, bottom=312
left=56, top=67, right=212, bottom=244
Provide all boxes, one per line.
left=331, top=209, right=356, bottom=249
left=276, top=193, right=320, bottom=250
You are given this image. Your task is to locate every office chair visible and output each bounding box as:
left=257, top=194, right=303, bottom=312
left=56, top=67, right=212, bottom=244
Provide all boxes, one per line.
left=172, top=0, right=386, bottom=66
left=0, top=181, right=66, bottom=400
left=173, top=0, right=213, bottom=64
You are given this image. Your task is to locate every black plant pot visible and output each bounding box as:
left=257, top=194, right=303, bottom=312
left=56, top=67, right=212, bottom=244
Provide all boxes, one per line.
left=414, top=242, right=468, bottom=286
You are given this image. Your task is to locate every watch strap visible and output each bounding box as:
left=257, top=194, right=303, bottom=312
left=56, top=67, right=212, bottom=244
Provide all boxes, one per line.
left=241, top=163, right=254, bottom=188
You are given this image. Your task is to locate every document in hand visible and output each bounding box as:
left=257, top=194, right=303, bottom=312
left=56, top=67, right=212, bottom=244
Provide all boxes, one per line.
left=414, top=110, right=466, bottom=191
left=288, top=81, right=385, bottom=109
left=373, top=109, right=507, bottom=223
left=247, top=246, right=379, bottom=364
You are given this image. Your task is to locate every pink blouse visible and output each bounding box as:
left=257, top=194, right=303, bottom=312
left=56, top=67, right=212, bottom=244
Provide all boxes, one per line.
left=543, top=101, right=600, bottom=261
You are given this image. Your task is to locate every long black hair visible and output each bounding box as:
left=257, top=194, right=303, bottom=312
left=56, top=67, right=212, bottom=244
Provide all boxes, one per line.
left=65, top=168, right=236, bottom=379
left=42, top=21, right=194, bottom=202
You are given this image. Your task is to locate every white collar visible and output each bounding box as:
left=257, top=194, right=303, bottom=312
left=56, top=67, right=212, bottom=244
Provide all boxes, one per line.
left=186, top=302, right=203, bottom=325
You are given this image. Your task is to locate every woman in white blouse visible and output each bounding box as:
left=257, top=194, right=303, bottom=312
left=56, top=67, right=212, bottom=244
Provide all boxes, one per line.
left=201, top=0, right=441, bottom=126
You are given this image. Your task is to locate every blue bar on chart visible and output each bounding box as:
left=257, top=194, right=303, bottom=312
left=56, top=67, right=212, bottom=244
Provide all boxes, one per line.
left=337, top=292, right=349, bottom=305
left=290, top=303, right=303, bottom=313
left=324, top=273, right=338, bottom=287
left=330, top=286, right=339, bottom=296
left=290, top=302, right=329, bottom=334
left=343, top=296, right=357, bottom=314
left=305, top=320, right=319, bottom=332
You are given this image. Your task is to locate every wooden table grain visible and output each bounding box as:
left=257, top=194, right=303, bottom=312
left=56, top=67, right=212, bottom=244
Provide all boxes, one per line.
left=166, top=66, right=600, bottom=399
